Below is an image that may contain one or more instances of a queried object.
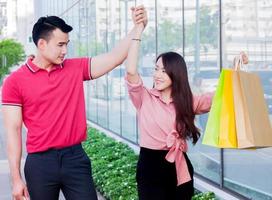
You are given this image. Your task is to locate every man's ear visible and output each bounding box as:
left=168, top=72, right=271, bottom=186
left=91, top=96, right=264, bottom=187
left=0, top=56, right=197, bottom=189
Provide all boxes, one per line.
left=28, top=54, right=35, bottom=59
left=37, top=38, right=47, bottom=50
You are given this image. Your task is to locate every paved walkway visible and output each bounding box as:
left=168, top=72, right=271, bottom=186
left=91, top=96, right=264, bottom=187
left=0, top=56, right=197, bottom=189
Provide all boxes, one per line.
left=0, top=105, right=104, bottom=200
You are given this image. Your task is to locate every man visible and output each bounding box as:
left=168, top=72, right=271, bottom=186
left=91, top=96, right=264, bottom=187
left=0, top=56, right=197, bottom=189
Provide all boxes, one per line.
left=2, top=6, right=147, bottom=200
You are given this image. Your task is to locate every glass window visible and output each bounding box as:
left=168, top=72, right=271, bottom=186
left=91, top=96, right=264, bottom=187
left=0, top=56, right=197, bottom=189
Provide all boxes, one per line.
left=107, top=0, right=122, bottom=134
left=222, top=1, right=272, bottom=199
left=157, top=0, right=183, bottom=55
left=120, top=0, right=138, bottom=143
left=65, top=0, right=79, bottom=58
left=77, top=0, right=89, bottom=57
left=184, top=0, right=221, bottom=185
left=95, top=0, right=109, bottom=128
left=86, top=0, right=98, bottom=123
left=138, top=0, right=156, bottom=89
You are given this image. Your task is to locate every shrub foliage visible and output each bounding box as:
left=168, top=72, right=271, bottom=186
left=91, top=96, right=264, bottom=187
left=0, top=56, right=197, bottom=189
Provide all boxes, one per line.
left=83, top=128, right=217, bottom=200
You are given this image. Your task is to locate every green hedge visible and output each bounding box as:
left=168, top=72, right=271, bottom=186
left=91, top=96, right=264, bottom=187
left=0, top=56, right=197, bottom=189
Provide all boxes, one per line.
left=83, top=127, right=216, bottom=200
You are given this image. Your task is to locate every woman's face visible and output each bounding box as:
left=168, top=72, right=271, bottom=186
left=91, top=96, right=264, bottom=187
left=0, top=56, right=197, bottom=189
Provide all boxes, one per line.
left=153, top=57, right=172, bottom=91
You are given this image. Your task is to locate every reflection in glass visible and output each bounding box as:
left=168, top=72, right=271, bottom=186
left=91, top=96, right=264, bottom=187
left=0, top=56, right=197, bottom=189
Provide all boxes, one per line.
left=86, top=0, right=98, bottom=122
left=107, top=0, right=122, bottom=134
left=138, top=0, right=156, bottom=89
left=184, top=0, right=221, bottom=184
left=120, top=0, right=138, bottom=143
left=222, top=1, right=272, bottom=199
left=157, top=0, right=182, bottom=54
left=95, top=0, right=109, bottom=128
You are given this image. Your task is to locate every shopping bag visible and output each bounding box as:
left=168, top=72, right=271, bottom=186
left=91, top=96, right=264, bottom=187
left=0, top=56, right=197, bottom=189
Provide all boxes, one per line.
left=218, top=69, right=237, bottom=148
left=202, top=69, right=226, bottom=147
left=232, top=56, right=272, bottom=148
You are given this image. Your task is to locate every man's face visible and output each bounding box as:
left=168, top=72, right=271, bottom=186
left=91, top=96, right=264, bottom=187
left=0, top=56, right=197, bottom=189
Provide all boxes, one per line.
left=39, top=28, right=69, bottom=65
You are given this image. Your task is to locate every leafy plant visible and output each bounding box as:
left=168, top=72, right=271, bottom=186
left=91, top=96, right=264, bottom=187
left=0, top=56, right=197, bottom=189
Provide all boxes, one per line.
left=0, top=38, right=25, bottom=79
left=83, top=128, right=138, bottom=200
left=83, top=127, right=217, bottom=200
left=192, top=191, right=216, bottom=200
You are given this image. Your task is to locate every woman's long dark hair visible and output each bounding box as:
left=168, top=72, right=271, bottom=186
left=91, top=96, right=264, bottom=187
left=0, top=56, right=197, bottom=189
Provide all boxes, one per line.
left=156, top=52, right=200, bottom=144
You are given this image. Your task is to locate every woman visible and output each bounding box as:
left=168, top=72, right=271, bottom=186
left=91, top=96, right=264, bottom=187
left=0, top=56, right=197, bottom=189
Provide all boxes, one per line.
left=126, top=15, right=213, bottom=200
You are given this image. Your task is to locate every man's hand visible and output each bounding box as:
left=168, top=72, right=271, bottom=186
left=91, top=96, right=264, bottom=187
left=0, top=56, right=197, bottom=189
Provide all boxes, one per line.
left=131, top=5, right=148, bottom=28
left=12, top=178, right=30, bottom=200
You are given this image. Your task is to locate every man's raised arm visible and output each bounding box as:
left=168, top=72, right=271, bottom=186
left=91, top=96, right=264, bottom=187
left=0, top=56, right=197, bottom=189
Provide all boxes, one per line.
left=90, top=6, right=147, bottom=79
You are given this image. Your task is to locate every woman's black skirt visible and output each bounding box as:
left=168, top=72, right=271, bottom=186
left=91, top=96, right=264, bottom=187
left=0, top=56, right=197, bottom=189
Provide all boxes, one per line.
left=136, top=147, right=194, bottom=200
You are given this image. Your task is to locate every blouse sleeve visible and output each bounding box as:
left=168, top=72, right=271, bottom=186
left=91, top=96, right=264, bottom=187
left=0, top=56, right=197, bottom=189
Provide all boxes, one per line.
left=124, top=75, right=145, bottom=110
left=193, top=92, right=214, bottom=114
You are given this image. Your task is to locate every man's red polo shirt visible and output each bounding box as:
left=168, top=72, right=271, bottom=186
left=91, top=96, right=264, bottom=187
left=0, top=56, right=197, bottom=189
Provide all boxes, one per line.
left=2, top=57, right=91, bottom=153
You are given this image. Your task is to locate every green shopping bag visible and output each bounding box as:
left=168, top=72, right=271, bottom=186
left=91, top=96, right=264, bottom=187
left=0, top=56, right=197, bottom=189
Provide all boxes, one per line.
left=202, top=69, right=226, bottom=147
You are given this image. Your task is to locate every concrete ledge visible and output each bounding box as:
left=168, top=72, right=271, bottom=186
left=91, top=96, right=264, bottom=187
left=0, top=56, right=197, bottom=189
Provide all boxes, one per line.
left=194, top=176, right=240, bottom=200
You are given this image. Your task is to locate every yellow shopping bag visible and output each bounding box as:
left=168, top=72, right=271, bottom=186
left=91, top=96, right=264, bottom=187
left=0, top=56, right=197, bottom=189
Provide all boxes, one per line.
left=218, top=69, right=237, bottom=148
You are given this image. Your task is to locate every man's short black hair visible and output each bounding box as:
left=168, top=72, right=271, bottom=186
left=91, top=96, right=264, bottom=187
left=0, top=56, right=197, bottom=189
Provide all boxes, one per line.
left=32, top=16, right=73, bottom=46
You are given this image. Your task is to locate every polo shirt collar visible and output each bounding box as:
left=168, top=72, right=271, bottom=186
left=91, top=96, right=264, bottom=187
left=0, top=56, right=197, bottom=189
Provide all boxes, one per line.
left=26, top=58, right=64, bottom=73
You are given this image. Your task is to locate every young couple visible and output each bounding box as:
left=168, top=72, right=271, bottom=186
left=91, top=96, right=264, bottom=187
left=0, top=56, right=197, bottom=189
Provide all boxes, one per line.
left=2, top=5, right=212, bottom=200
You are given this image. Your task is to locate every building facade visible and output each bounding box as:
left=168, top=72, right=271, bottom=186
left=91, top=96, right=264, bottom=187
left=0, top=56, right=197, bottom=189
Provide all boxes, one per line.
left=0, top=0, right=7, bottom=39
left=29, top=0, right=272, bottom=199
